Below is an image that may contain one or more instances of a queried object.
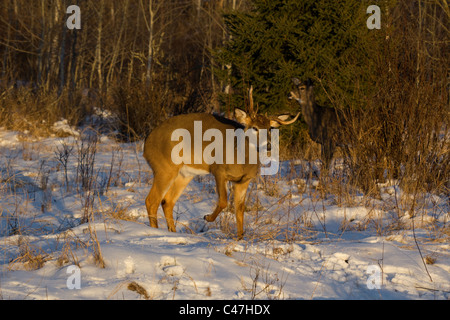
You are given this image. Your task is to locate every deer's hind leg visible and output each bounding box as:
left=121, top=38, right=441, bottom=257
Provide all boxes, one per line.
left=145, top=170, right=177, bottom=229
left=161, top=174, right=193, bottom=232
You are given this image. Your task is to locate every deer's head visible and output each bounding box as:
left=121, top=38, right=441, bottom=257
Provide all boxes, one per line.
left=290, top=78, right=315, bottom=107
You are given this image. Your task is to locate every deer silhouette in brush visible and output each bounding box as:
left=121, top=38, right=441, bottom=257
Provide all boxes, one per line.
left=290, top=78, right=344, bottom=170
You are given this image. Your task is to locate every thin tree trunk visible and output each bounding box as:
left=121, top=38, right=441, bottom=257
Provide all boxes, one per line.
left=146, top=0, right=155, bottom=86
left=2, top=0, right=14, bottom=80
left=107, top=0, right=129, bottom=87
left=69, top=25, right=78, bottom=91
left=37, top=0, right=46, bottom=87
left=91, top=0, right=104, bottom=89
left=48, top=0, right=62, bottom=90
left=97, top=0, right=104, bottom=90
left=59, top=17, right=67, bottom=96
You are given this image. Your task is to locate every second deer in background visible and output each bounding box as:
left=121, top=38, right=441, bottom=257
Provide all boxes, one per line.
left=290, top=78, right=345, bottom=171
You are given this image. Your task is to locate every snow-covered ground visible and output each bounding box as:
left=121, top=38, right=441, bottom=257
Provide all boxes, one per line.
left=0, top=126, right=448, bottom=300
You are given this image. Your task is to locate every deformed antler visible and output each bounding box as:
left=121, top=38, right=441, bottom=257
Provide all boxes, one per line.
left=288, top=90, right=300, bottom=102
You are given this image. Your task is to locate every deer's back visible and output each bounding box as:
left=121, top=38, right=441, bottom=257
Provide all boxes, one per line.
left=143, top=113, right=256, bottom=180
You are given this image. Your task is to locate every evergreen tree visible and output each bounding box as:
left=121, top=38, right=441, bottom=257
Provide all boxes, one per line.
left=214, top=0, right=382, bottom=114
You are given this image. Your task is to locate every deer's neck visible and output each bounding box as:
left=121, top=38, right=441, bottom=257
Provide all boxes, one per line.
left=301, top=101, right=315, bottom=125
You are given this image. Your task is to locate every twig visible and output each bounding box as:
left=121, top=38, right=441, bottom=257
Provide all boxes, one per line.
left=415, top=285, right=450, bottom=293
left=410, top=179, right=433, bottom=282
left=411, top=216, right=433, bottom=282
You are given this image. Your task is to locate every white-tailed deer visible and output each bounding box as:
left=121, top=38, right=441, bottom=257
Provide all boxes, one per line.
left=143, top=88, right=299, bottom=239
left=290, top=78, right=343, bottom=170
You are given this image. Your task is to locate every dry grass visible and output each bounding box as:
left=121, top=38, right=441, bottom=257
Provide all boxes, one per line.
left=8, top=237, right=50, bottom=271
left=102, top=203, right=137, bottom=222
left=127, top=281, right=151, bottom=300
left=0, top=86, right=88, bottom=138
left=239, top=262, right=287, bottom=300
left=56, top=230, right=87, bottom=267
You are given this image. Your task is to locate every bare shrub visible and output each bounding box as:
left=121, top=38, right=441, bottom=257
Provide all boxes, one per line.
left=108, top=82, right=173, bottom=141
left=76, top=133, right=98, bottom=196
left=54, top=141, right=74, bottom=192
left=325, top=0, right=450, bottom=200
left=0, top=86, right=86, bottom=137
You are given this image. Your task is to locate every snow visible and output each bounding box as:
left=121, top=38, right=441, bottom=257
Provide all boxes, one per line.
left=51, top=119, right=80, bottom=137
left=0, top=125, right=449, bottom=300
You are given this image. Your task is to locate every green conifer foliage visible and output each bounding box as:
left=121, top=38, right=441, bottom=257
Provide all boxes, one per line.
left=215, top=0, right=382, bottom=114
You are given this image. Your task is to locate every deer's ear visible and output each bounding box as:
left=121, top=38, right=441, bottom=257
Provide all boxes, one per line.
left=234, top=108, right=252, bottom=126
left=292, top=78, right=301, bottom=86
left=270, top=112, right=300, bottom=127
left=269, top=120, right=282, bottom=128
left=270, top=115, right=289, bottom=128
left=277, top=115, right=291, bottom=121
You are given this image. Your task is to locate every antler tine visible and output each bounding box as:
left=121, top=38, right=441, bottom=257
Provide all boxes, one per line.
left=248, top=86, right=254, bottom=115
left=275, top=112, right=301, bottom=125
